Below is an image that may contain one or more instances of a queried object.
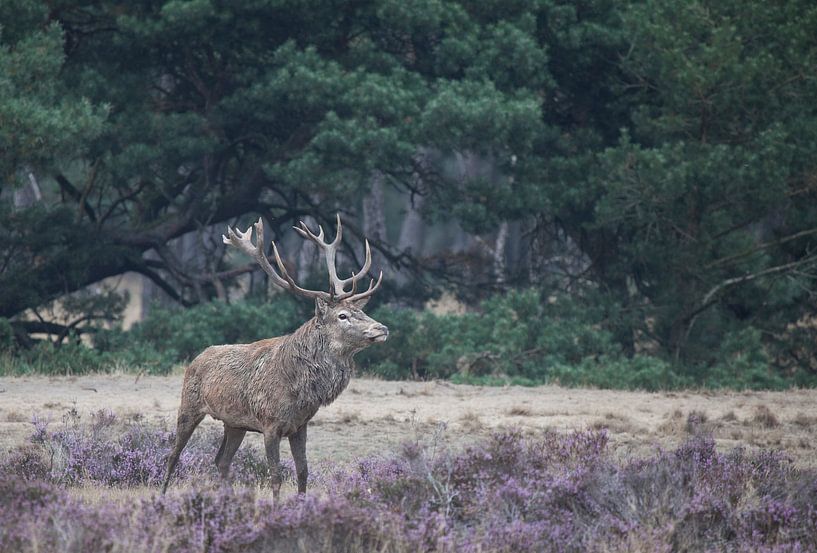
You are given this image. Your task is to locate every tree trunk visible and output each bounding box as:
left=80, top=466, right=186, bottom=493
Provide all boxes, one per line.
left=493, top=221, right=509, bottom=286
left=397, top=194, right=425, bottom=254
left=13, top=171, right=42, bottom=209
left=296, top=215, right=319, bottom=284
left=363, top=171, right=387, bottom=243
left=398, top=150, right=429, bottom=257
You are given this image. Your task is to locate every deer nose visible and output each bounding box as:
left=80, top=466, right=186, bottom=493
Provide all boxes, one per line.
left=365, top=324, right=389, bottom=342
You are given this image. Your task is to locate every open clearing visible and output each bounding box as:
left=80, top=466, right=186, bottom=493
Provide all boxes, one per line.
left=1, top=375, right=816, bottom=466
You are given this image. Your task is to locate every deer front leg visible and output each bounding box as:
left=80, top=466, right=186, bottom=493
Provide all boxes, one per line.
left=288, top=424, right=308, bottom=494
left=263, top=429, right=282, bottom=501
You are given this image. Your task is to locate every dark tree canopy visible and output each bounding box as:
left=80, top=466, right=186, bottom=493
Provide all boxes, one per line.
left=2, top=0, right=816, bottom=376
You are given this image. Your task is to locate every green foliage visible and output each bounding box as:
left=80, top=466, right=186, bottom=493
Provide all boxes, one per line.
left=450, top=357, right=685, bottom=391
left=1, top=295, right=309, bottom=375
left=360, top=289, right=647, bottom=387
left=134, top=296, right=306, bottom=360
left=0, top=341, right=114, bottom=376
left=0, top=318, right=15, bottom=351
left=1, top=0, right=557, bottom=325
left=1, top=0, right=816, bottom=385
left=547, top=356, right=688, bottom=391
left=449, top=374, right=541, bottom=387
left=360, top=290, right=817, bottom=390
left=550, top=0, right=817, bottom=369
left=702, top=328, right=789, bottom=391
left=0, top=18, right=107, bottom=181
left=95, top=295, right=309, bottom=373
left=3, top=290, right=816, bottom=390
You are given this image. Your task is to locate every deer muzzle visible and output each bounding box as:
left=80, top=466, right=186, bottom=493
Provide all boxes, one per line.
left=364, top=324, right=389, bottom=342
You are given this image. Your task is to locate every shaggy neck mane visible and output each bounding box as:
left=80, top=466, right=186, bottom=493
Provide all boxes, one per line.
left=273, top=317, right=355, bottom=406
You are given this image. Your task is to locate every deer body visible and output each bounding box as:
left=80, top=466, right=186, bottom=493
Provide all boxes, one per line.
left=162, top=215, right=387, bottom=498
left=187, top=321, right=359, bottom=433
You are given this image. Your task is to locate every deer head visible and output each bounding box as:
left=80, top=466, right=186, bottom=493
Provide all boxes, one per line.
left=223, top=215, right=388, bottom=352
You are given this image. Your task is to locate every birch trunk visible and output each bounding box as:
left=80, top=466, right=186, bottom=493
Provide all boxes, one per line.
left=13, top=171, right=42, bottom=209
left=493, top=221, right=509, bottom=286
left=363, top=171, right=387, bottom=243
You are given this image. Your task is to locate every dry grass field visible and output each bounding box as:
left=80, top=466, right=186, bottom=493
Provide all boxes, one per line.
left=1, top=375, right=815, bottom=467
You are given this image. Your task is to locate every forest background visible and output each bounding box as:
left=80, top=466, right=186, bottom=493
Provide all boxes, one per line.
left=2, top=0, right=817, bottom=390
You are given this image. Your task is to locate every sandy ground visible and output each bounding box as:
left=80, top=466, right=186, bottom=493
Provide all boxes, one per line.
left=1, top=375, right=816, bottom=466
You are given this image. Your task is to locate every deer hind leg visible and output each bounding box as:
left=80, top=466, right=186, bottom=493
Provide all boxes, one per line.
left=214, top=429, right=228, bottom=467
left=288, top=424, right=308, bottom=494
left=161, top=412, right=204, bottom=494
left=263, top=429, right=282, bottom=502
left=215, top=425, right=246, bottom=481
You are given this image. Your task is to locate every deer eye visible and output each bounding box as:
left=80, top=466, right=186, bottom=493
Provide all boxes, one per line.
left=338, top=313, right=348, bottom=320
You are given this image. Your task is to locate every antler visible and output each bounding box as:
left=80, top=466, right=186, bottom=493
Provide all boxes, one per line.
left=222, top=215, right=383, bottom=303
left=294, top=214, right=383, bottom=303
left=222, top=218, right=332, bottom=301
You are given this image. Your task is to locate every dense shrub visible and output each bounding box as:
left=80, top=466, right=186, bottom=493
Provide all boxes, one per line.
left=94, top=295, right=309, bottom=373
left=703, top=328, right=791, bottom=390
left=4, top=289, right=816, bottom=389
left=360, top=289, right=625, bottom=382
left=360, top=290, right=817, bottom=390
left=130, top=295, right=307, bottom=360
left=359, top=289, right=687, bottom=389
left=545, top=355, right=690, bottom=391
left=2, top=415, right=816, bottom=552
left=0, top=341, right=118, bottom=376
left=0, top=296, right=308, bottom=376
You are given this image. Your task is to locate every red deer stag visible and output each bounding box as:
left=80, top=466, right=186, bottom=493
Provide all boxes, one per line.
left=161, top=215, right=388, bottom=498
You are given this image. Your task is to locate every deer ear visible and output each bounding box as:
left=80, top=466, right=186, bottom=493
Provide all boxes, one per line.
left=348, top=296, right=371, bottom=309
left=315, top=297, right=330, bottom=319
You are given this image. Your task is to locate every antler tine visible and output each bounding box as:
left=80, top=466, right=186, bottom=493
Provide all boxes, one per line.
left=293, top=215, right=347, bottom=296
left=294, top=220, right=325, bottom=243
left=269, top=241, right=330, bottom=299
left=222, top=219, right=264, bottom=262
left=286, top=213, right=385, bottom=302
left=359, top=239, right=373, bottom=277
left=253, top=218, right=265, bottom=257
left=341, top=270, right=384, bottom=302
left=334, top=238, right=372, bottom=292
left=270, top=242, right=295, bottom=284
left=223, top=218, right=331, bottom=302
left=332, top=213, right=342, bottom=246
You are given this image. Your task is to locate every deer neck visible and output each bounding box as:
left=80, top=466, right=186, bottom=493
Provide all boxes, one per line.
left=282, top=318, right=355, bottom=407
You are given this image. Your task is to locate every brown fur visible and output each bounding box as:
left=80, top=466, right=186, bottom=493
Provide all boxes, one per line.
left=161, top=297, right=388, bottom=498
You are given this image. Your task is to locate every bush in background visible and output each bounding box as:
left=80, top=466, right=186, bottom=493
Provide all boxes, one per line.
left=1, top=295, right=308, bottom=376
left=94, top=295, right=309, bottom=374
left=359, top=289, right=688, bottom=390
left=359, top=289, right=817, bottom=390
left=128, top=295, right=308, bottom=361
left=4, top=289, right=815, bottom=390
left=0, top=341, right=117, bottom=376
left=360, top=289, right=623, bottom=382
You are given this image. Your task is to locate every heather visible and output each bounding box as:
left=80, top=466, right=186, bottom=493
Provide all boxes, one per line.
left=2, top=414, right=816, bottom=552
left=10, top=409, right=270, bottom=487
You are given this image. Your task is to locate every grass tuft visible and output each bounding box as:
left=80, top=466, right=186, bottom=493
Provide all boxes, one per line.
left=752, top=405, right=780, bottom=428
